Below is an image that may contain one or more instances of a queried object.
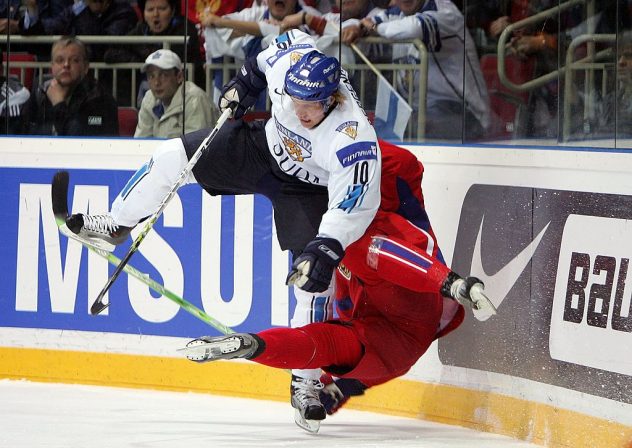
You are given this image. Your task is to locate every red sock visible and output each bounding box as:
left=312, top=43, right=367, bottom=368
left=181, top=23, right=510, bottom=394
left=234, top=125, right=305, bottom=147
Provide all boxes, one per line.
left=253, top=323, right=363, bottom=371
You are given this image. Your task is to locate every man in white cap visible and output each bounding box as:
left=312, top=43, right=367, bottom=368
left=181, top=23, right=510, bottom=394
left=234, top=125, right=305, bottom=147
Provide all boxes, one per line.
left=135, top=49, right=213, bottom=138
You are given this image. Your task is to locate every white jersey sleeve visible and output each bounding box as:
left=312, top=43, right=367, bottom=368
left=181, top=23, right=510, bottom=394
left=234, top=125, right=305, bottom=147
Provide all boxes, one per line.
left=373, top=2, right=458, bottom=49
left=203, top=6, right=321, bottom=60
left=256, top=30, right=381, bottom=249
left=203, top=6, right=267, bottom=60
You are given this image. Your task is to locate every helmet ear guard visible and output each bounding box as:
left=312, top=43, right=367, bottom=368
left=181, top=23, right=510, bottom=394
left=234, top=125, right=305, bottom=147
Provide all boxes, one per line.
left=284, top=50, right=341, bottom=103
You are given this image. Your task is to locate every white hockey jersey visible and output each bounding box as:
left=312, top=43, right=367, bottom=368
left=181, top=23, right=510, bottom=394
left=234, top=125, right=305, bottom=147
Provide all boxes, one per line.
left=257, top=30, right=382, bottom=249
left=373, top=0, right=490, bottom=129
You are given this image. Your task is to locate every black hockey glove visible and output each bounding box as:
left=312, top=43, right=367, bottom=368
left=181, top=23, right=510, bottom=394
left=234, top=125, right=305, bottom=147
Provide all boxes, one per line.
left=286, top=237, right=344, bottom=293
left=219, top=56, right=267, bottom=119
left=319, top=374, right=368, bottom=415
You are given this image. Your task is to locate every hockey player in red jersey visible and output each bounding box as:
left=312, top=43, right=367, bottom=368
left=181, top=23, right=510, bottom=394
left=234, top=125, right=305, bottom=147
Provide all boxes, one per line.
left=182, top=140, right=496, bottom=420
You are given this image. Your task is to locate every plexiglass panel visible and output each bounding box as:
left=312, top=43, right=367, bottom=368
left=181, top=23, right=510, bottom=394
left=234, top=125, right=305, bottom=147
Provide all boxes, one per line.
left=1, top=0, right=631, bottom=145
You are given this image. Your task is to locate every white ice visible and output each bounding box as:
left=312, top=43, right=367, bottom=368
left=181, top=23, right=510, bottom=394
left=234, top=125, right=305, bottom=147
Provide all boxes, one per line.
left=0, top=380, right=539, bottom=448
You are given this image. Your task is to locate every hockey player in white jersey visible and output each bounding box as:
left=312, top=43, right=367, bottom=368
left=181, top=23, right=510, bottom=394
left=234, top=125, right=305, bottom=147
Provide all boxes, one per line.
left=64, top=29, right=381, bottom=433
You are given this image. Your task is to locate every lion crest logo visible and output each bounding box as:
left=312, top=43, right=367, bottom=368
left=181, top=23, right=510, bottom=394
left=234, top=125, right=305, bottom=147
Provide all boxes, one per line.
left=275, top=116, right=312, bottom=161
left=283, top=137, right=305, bottom=162
left=336, top=121, right=359, bottom=140
left=290, top=51, right=304, bottom=65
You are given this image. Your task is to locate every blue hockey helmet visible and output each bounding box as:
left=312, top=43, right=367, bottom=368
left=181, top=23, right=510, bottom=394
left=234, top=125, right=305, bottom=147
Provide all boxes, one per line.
left=284, top=50, right=341, bottom=102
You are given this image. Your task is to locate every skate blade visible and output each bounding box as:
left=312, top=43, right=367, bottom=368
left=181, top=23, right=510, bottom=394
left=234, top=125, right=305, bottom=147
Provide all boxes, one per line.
left=178, top=336, right=245, bottom=362
left=293, top=409, right=320, bottom=434
left=177, top=339, right=214, bottom=362
left=59, top=224, right=116, bottom=252
left=470, top=284, right=498, bottom=315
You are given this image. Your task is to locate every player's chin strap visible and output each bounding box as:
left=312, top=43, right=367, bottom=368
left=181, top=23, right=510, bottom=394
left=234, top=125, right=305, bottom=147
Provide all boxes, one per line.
left=310, top=96, right=338, bottom=129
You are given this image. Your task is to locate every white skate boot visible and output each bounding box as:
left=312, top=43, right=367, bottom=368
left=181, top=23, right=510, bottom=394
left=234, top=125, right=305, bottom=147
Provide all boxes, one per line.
left=441, top=273, right=497, bottom=314
left=64, top=213, right=131, bottom=251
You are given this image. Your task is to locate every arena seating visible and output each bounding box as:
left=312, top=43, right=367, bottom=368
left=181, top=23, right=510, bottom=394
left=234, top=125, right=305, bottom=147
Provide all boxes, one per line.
left=117, top=107, right=138, bottom=137
left=2, top=52, right=36, bottom=91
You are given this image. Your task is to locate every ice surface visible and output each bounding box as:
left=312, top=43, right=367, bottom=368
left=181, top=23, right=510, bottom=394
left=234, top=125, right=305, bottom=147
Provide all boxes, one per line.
left=0, top=380, right=540, bottom=448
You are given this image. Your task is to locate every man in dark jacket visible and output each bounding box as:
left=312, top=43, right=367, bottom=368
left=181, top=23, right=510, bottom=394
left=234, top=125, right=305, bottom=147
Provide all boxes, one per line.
left=25, top=36, right=119, bottom=136
left=3, top=0, right=74, bottom=32
left=20, top=0, right=137, bottom=60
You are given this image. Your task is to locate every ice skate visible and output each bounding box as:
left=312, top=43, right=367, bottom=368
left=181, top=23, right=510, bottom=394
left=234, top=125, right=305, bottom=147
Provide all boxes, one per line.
left=179, top=334, right=259, bottom=363
left=441, top=273, right=497, bottom=315
left=290, top=375, right=326, bottom=433
left=64, top=213, right=131, bottom=252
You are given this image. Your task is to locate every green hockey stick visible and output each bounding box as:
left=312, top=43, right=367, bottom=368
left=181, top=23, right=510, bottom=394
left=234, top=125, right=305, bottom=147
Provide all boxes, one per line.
left=90, top=107, right=233, bottom=315
left=52, top=171, right=233, bottom=335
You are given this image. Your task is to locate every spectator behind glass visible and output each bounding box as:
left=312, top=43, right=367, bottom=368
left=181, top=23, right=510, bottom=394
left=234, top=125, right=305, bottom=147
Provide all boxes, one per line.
left=1, top=0, right=73, bottom=35
left=20, top=0, right=137, bottom=60
left=614, top=36, right=632, bottom=138
left=193, top=0, right=254, bottom=23
left=282, top=0, right=380, bottom=43
left=1, top=0, right=72, bottom=59
left=468, top=0, right=584, bottom=138
left=280, top=0, right=386, bottom=106
left=24, top=36, right=119, bottom=136
left=280, top=0, right=384, bottom=59
left=0, top=0, right=20, bottom=34
left=135, top=49, right=212, bottom=138
left=192, top=0, right=255, bottom=73
left=201, top=0, right=320, bottom=107
left=361, top=0, right=490, bottom=141
left=301, top=0, right=336, bottom=14
left=0, top=50, right=31, bottom=134
left=200, top=0, right=320, bottom=61
left=104, top=0, right=202, bottom=70
left=570, top=34, right=632, bottom=140
left=104, top=0, right=204, bottom=104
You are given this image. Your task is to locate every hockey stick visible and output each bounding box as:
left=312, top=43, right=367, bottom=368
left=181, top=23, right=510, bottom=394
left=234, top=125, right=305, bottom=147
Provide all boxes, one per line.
left=89, top=107, right=233, bottom=315
left=52, top=171, right=234, bottom=334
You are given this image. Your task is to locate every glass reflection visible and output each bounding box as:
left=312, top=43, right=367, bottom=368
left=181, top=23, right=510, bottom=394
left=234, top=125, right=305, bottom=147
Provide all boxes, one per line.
left=1, top=0, right=631, bottom=145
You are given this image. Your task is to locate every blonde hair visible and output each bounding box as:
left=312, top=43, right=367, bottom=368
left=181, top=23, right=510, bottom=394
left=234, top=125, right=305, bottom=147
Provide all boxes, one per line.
left=51, top=36, right=89, bottom=62
left=332, top=90, right=346, bottom=105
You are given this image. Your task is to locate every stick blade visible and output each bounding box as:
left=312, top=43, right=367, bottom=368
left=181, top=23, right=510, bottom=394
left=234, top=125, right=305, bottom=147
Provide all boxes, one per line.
left=51, top=170, right=70, bottom=220
left=90, top=296, right=109, bottom=315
